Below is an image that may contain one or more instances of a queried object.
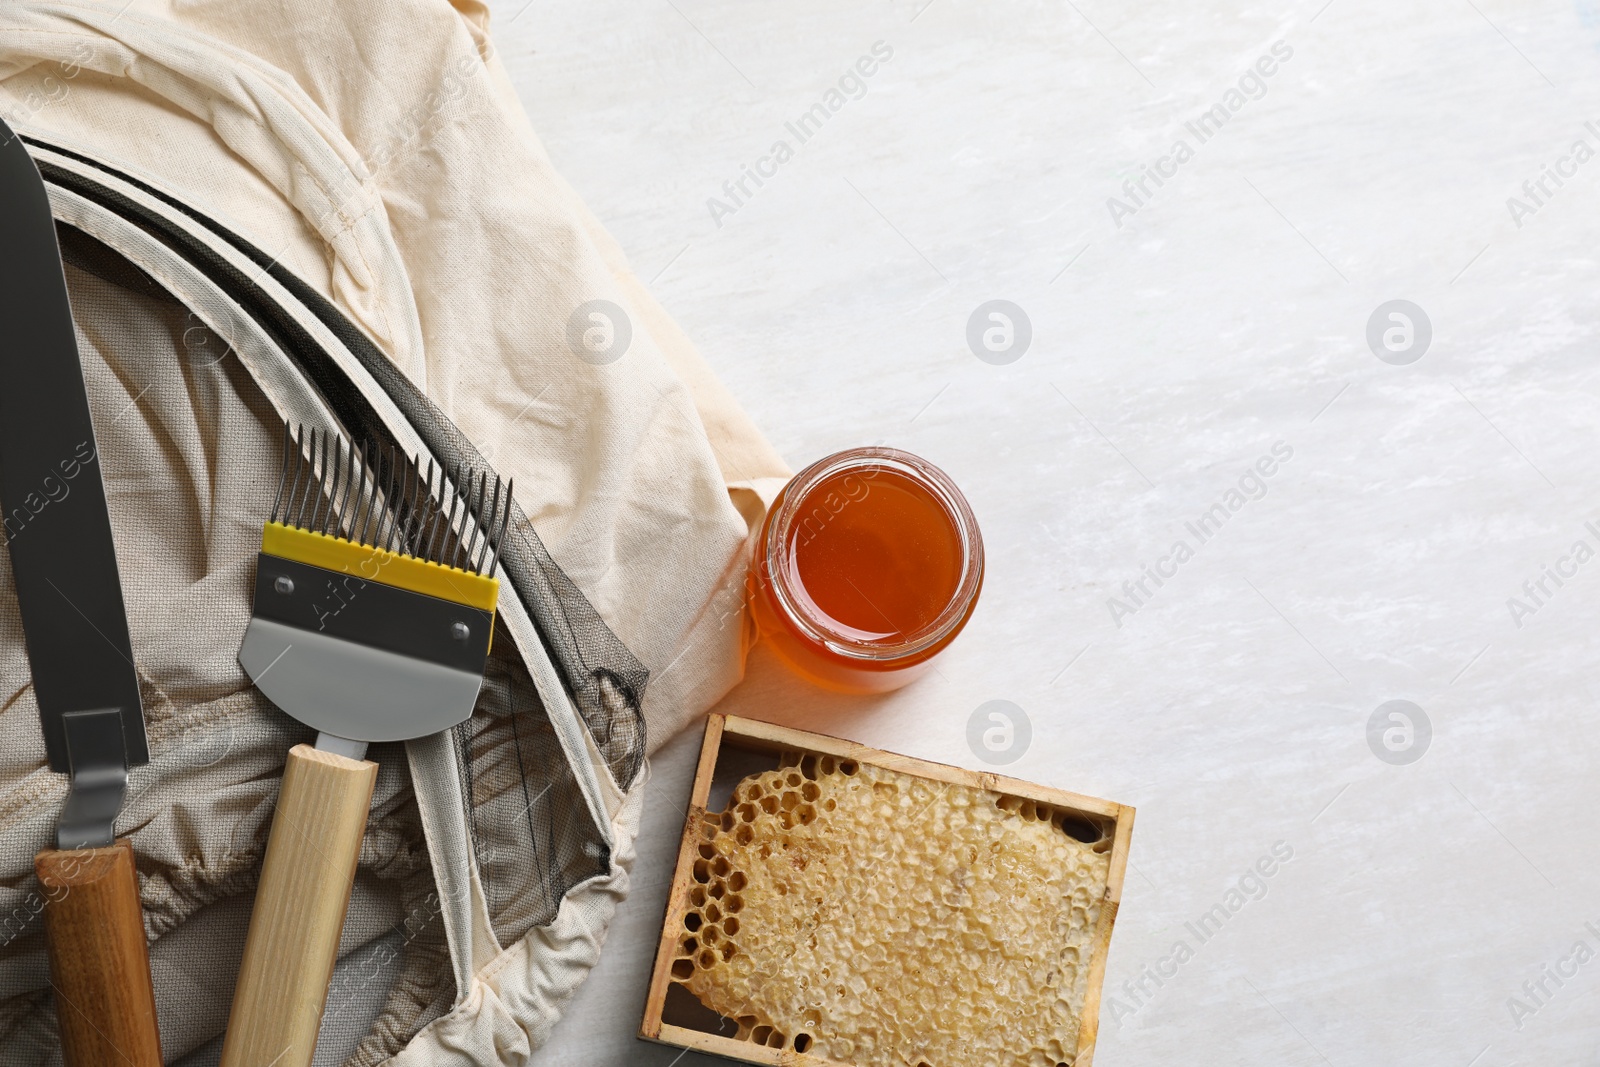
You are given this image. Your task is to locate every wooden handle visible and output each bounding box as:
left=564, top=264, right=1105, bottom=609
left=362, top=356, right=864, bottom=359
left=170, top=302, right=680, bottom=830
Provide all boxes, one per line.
left=36, top=838, right=163, bottom=1067
left=221, top=744, right=376, bottom=1067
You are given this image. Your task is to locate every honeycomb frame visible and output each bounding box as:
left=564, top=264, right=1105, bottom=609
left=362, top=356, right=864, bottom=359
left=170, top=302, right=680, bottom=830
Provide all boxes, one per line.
left=641, top=714, right=1135, bottom=1067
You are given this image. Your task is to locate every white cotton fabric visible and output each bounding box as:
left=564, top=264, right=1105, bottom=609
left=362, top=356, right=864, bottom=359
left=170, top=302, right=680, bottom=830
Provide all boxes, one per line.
left=0, top=1, right=789, bottom=1062
left=389, top=781, right=645, bottom=1066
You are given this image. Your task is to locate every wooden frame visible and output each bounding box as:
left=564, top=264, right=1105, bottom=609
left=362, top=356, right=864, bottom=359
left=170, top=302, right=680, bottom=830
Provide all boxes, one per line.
left=640, top=714, right=1135, bottom=1067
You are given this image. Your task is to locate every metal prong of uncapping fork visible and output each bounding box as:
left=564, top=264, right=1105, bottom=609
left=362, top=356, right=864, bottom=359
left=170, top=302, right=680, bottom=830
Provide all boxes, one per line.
left=282, top=425, right=307, bottom=528
left=321, top=433, right=333, bottom=531
left=322, top=438, right=344, bottom=536
left=397, top=456, right=418, bottom=556
left=332, top=437, right=348, bottom=538
left=485, top=478, right=513, bottom=577
left=423, top=460, right=442, bottom=559
left=364, top=443, right=385, bottom=548
left=370, top=444, right=393, bottom=551
left=389, top=453, right=409, bottom=554
left=438, top=467, right=463, bottom=568
left=336, top=437, right=358, bottom=538
left=453, top=472, right=473, bottom=569
left=474, top=477, right=502, bottom=575
left=334, top=436, right=351, bottom=536
left=306, top=431, right=324, bottom=533
left=399, top=452, right=422, bottom=555
left=292, top=426, right=312, bottom=527
left=413, top=458, right=433, bottom=558
left=415, top=458, right=437, bottom=559
left=293, top=429, right=316, bottom=530
left=455, top=469, right=474, bottom=567
left=435, top=464, right=459, bottom=563
left=473, top=476, right=498, bottom=575
left=270, top=423, right=293, bottom=525
left=425, top=464, right=453, bottom=564
left=355, top=443, right=377, bottom=547
left=310, top=432, right=330, bottom=534
left=390, top=446, right=411, bottom=554
left=461, top=471, right=487, bottom=569
left=488, top=476, right=509, bottom=574
left=434, top=465, right=454, bottom=566
left=290, top=426, right=312, bottom=529
left=445, top=471, right=471, bottom=569
left=421, top=464, right=441, bottom=564
left=354, top=443, right=374, bottom=546
left=380, top=445, right=401, bottom=553
left=358, top=441, right=376, bottom=547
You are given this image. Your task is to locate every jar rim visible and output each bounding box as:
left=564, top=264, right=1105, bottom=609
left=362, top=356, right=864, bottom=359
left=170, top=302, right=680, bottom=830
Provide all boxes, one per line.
left=761, top=447, right=984, bottom=664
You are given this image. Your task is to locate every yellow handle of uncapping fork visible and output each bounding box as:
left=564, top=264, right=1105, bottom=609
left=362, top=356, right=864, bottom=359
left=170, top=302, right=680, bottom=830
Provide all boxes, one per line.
left=220, top=744, right=376, bottom=1067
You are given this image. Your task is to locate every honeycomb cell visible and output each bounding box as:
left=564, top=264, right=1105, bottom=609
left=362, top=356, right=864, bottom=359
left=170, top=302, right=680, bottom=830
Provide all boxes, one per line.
left=672, top=754, right=1110, bottom=1067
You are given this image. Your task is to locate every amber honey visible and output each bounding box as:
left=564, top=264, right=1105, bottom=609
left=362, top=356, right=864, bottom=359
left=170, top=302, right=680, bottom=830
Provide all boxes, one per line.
left=752, top=448, right=983, bottom=693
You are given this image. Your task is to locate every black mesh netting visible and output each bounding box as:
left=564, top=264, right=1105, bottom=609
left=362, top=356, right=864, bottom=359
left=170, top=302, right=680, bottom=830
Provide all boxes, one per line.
left=453, top=630, right=609, bottom=943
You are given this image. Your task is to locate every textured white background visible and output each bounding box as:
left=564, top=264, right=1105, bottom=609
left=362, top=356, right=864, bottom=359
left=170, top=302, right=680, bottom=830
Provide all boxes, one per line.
left=486, top=1, right=1600, bottom=1064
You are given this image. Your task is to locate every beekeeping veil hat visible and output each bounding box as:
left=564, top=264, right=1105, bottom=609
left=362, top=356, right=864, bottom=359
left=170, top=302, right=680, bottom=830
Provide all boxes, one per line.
left=0, top=1, right=789, bottom=1062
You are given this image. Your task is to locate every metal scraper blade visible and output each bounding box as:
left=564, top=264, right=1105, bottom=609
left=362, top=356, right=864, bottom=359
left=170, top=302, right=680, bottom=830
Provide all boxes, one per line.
left=0, top=120, right=147, bottom=848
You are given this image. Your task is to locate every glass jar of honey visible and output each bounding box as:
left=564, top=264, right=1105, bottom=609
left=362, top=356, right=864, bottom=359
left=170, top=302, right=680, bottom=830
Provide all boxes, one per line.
left=751, top=447, right=984, bottom=693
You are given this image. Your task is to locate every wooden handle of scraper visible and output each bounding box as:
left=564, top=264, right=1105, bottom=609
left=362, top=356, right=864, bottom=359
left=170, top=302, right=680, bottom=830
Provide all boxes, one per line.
left=36, top=838, right=163, bottom=1067
left=221, top=744, right=377, bottom=1067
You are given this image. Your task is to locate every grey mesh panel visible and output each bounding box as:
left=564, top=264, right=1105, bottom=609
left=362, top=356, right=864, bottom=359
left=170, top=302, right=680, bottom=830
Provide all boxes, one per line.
left=457, top=636, right=611, bottom=945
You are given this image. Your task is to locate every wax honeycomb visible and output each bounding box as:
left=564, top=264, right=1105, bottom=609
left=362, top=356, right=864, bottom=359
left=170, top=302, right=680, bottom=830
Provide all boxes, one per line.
left=672, top=752, right=1112, bottom=1067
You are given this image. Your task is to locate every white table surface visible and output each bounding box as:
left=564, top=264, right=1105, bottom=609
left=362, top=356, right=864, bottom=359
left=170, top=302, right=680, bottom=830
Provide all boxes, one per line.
left=486, top=2, right=1600, bottom=1064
